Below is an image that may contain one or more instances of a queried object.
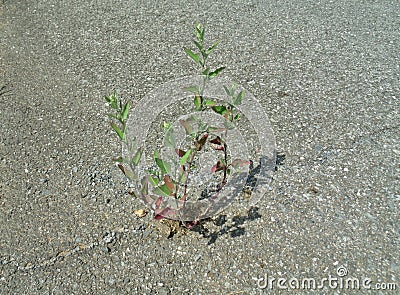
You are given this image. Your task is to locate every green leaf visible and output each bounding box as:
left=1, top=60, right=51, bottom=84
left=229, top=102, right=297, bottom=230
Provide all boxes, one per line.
left=202, top=68, right=210, bottom=76
left=198, top=121, right=209, bottom=133
left=118, top=164, right=134, bottom=179
left=179, top=119, right=193, bottom=135
left=208, top=66, right=225, bottom=78
left=195, top=24, right=204, bottom=42
left=121, top=101, right=130, bottom=122
left=147, top=175, right=159, bottom=186
left=165, top=127, right=176, bottom=148
left=153, top=150, right=159, bottom=160
left=132, top=147, right=143, bottom=166
left=155, top=158, right=171, bottom=175
left=178, top=168, right=187, bottom=183
left=110, top=122, right=125, bottom=141
left=129, top=138, right=136, bottom=153
left=223, top=85, right=232, bottom=97
left=211, top=105, right=227, bottom=115
left=193, top=39, right=204, bottom=53
left=225, top=83, right=239, bottom=98
left=207, top=126, right=227, bottom=133
left=232, top=83, right=238, bottom=94
left=234, top=113, right=241, bottom=121
left=184, top=48, right=200, bottom=64
left=207, top=41, right=219, bottom=54
left=154, top=184, right=172, bottom=197
left=105, top=93, right=118, bottom=109
left=194, top=95, right=202, bottom=110
left=204, top=99, right=216, bottom=106
left=179, top=149, right=192, bottom=166
left=183, top=86, right=200, bottom=95
left=234, top=90, right=245, bottom=106
left=112, top=156, right=129, bottom=163
left=162, top=121, right=172, bottom=131
left=147, top=169, right=160, bottom=178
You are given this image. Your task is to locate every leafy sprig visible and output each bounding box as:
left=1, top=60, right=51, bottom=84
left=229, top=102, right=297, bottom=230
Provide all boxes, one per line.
left=105, top=23, right=251, bottom=222
left=105, top=92, right=142, bottom=181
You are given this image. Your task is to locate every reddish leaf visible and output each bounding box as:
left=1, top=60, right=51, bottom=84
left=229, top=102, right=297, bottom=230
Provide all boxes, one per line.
left=211, top=144, right=225, bottom=151
left=195, top=133, right=208, bottom=151
left=210, top=136, right=224, bottom=151
left=209, top=136, right=222, bottom=145
left=155, top=196, right=163, bottom=209
left=231, top=159, right=251, bottom=168
left=154, top=214, right=165, bottom=220
left=154, top=207, right=176, bottom=219
left=163, top=175, right=175, bottom=193
left=184, top=220, right=199, bottom=229
left=211, top=160, right=225, bottom=173
left=175, top=148, right=186, bottom=157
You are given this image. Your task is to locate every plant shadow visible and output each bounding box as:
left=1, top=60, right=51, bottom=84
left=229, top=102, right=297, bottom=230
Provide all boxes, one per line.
left=0, top=84, right=11, bottom=97
left=190, top=152, right=283, bottom=244
left=191, top=206, right=262, bottom=245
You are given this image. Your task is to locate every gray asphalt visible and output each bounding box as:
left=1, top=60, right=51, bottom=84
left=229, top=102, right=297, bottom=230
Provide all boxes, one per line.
left=0, top=0, right=399, bottom=294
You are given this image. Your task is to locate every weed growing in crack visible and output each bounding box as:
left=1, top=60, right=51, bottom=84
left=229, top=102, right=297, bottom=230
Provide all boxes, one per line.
left=105, top=24, right=250, bottom=222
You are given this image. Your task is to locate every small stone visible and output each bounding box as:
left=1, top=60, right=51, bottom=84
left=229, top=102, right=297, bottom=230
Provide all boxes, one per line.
left=102, top=246, right=111, bottom=253
left=134, top=209, right=148, bottom=218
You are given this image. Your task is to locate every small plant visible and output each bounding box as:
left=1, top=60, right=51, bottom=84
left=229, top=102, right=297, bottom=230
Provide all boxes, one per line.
left=105, top=92, right=142, bottom=181
left=105, top=24, right=250, bottom=222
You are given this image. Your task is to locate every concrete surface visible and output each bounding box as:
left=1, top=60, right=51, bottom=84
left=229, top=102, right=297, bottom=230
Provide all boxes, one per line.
left=0, top=0, right=399, bottom=294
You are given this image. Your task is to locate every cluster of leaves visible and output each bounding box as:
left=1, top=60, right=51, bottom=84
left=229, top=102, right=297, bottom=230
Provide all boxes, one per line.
left=105, top=23, right=250, bottom=221
left=183, top=24, right=245, bottom=127
left=105, top=92, right=142, bottom=181
left=184, top=23, right=225, bottom=82
left=141, top=24, right=250, bottom=205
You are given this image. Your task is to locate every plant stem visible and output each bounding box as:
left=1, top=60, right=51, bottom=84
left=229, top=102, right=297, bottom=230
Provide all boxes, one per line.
left=181, top=147, right=197, bottom=202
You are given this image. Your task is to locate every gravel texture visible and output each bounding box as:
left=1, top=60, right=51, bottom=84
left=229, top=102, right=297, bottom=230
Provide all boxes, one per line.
left=0, top=0, right=399, bottom=294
